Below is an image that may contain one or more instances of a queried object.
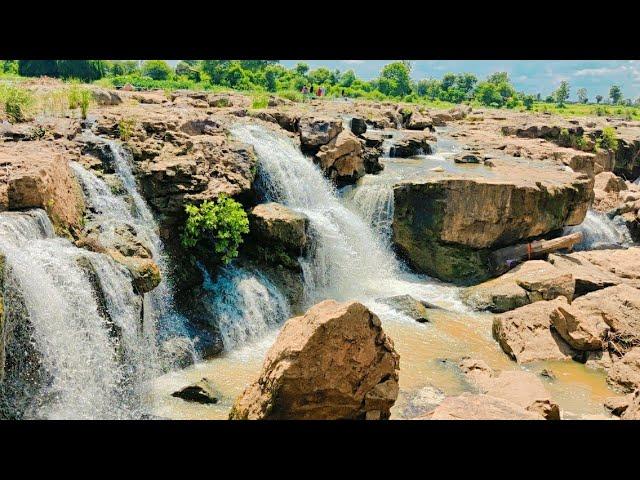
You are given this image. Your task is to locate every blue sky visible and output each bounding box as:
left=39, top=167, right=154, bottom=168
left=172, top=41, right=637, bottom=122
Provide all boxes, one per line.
left=165, top=61, right=640, bottom=101
left=278, top=60, right=640, bottom=101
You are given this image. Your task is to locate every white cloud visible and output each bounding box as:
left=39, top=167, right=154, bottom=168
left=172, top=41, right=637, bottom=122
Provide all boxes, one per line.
left=341, top=60, right=365, bottom=65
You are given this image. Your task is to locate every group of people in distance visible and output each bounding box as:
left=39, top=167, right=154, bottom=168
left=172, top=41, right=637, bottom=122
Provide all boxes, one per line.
left=301, top=84, right=326, bottom=97
left=300, top=85, right=348, bottom=100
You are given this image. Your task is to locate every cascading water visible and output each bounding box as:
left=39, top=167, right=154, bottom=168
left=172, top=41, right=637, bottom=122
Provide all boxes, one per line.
left=564, top=210, right=633, bottom=250
left=200, top=265, right=290, bottom=350
left=345, top=182, right=394, bottom=241
left=231, top=123, right=462, bottom=314
left=73, top=134, right=190, bottom=341
left=0, top=210, right=153, bottom=419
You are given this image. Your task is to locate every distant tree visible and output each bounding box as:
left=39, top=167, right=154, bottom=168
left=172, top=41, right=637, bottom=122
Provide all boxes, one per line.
left=294, top=62, right=309, bottom=76
left=635, top=97, right=640, bottom=106
left=239, top=60, right=278, bottom=71
left=18, top=60, right=59, bottom=77
left=545, top=95, right=554, bottom=103
left=609, top=85, right=623, bottom=104
left=377, top=61, right=412, bottom=97
left=416, top=78, right=441, bottom=99
left=0, top=60, right=18, bottom=74
left=536, top=93, right=541, bottom=101
left=523, top=95, right=535, bottom=110
left=554, top=81, right=570, bottom=107
left=596, top=94, right=603, bottom=104
left=474, top=82, right=503, bottom=106
left=308, top=67, right=332, bottom=85
left=263, top=64, right=281, bottom=92
left=175, top=60, right=201, bottom=81
left=486, top=72, right=510, bottom=85
left=141, top=60, right=172, bottom=80
left=339, top=69, right=356, bottom=88
left=108, top=60, right=140, bottom=76
left=577, top=88, right=588, bottom=104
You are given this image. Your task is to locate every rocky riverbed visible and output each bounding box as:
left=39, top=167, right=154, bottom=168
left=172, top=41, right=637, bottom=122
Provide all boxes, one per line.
left=1, top=80, right=640, bottom=419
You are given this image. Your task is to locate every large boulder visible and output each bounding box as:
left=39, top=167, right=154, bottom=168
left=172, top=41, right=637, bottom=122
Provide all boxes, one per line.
left=298, top=116, right=342, bottom=150
left=389, top=131, right=435, bottom=157
left=315, top=130, right=366, bottom=185
left=229, top=300, right=400, bottom=420
left=91, top=88, right=122, bottom=106
left=405, top=111, right=433, bottom=131
left=392, top=161, right=593, bottom=282
left=462, top=260, right=575, bottom=313
left=492, top=297, right=577, bottom=363
left=0, top=141, right=85, bottom=236
left=350, top=117, right=367, bottom=136
left=138, top=136, right=257, bottom=226
left=566, top=284, right=640, bottom=353
left=248, top=203, right=308, bottom=253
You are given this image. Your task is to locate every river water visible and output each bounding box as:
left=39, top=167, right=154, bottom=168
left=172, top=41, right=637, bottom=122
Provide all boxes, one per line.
left=148, top=125, right=623, bottom=420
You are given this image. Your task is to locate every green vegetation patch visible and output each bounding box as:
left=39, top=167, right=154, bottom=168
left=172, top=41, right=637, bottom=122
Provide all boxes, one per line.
left=181, top=194, right=250, bottom=264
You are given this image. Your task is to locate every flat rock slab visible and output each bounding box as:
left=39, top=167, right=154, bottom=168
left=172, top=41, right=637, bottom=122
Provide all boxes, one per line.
left=419, top=393, right=544, bottom=420
left=462, top=260, right=575, bottom=313
left=492, top=297, right=578, bottom=363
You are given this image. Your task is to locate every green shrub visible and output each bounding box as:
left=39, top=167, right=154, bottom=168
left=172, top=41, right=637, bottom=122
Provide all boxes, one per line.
left=0, top=84, right=35, bottom=122
left=251, top=93, right=269, bottom=109
left=181, top=195, right=249, bottom=264
left=596, top=126, right=619, bottom=152
left=141, top=60, right=173, bottom=81
left=79, top=89, right=91, bottom=119
left=118, top=118, right=136, bottom=141
left=278, top=90, right=303, bottom=102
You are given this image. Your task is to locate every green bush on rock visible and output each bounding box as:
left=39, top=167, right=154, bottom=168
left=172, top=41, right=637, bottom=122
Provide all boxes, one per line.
left=181, top=195, right=249, bottom=264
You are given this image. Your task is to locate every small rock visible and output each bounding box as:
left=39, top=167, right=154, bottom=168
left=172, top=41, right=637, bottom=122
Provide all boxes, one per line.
left=171, top=378, right=219, bottom=404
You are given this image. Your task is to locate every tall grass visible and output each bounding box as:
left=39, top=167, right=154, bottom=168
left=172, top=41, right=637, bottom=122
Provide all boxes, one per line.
left=0, top=84, right=36, bottom=122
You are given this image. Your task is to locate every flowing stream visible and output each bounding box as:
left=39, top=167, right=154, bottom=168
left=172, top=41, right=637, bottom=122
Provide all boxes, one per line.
left=565, top=209, right=632, bottom=250
left=0, top=124, right=627, bottom=420
left=150, top=125, right=622, bottom=420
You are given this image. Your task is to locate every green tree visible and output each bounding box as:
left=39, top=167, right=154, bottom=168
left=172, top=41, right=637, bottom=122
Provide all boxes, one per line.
left=377, top=61, right=412, bottom=97
left=294, top=62, right=309, bottom=76
left=175, top=60, right=201, bottom=81
left=239, top=60, right=278, bottom=71
left=523, top=95, right=535, bottom=110
left=554, top=81, right=570, bottom=107
left=416, top=78, right=441, bottom=99
left=577, top=88, right=588, bottom=104
left=596, top=95, right=603, bottom=104
left=141, top=60, right=173, bottom=80
left=57, top=60, right=105, bottom=81
left=487, top=72, right=510, bottom=85
left=474, top=82, right=503, bottom=106
left=308, top=67, right=332, bottom=85
left=609, top=85, right=623, bottom=104
left=18, top=60, right=59, bottom=77
left=339, top=70, right=356, bottom=88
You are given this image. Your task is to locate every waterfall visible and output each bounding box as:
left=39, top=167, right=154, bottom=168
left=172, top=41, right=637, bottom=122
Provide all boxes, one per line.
left=0, top=210, right=152, bottom=419
left=230, top=123, right=462, bottom=311
left=565, top=210, right=633, bottom=250
left=200, top=265, right=290, bottom=350
left=73, top=134, right=190, bottom=340
left=345, top=182, right=394, bottom=241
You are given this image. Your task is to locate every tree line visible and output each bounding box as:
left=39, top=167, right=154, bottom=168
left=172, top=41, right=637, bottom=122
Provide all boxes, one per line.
left=0, top=59, right=637, bottom=108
